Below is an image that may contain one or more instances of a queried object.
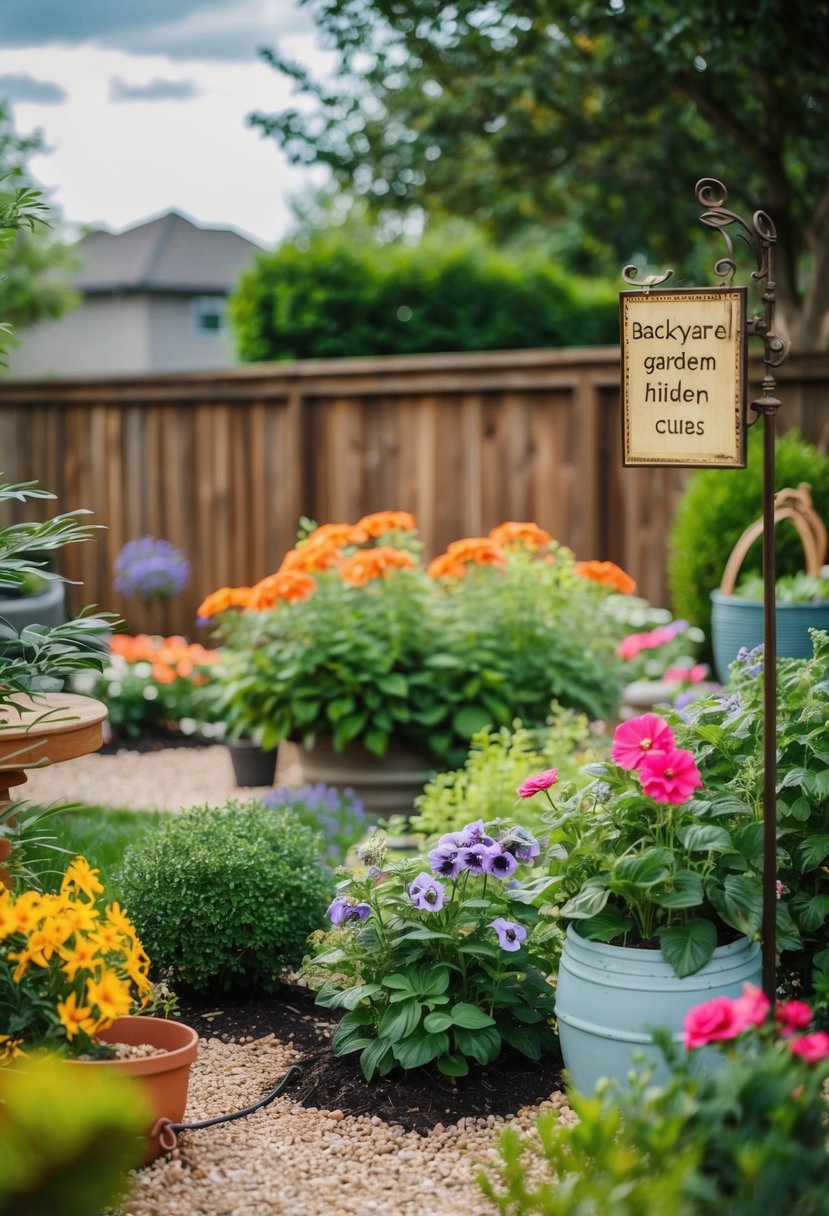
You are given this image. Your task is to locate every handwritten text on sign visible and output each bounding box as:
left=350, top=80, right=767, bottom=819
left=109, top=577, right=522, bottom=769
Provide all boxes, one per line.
left=620, top=287, right=746, bottom=467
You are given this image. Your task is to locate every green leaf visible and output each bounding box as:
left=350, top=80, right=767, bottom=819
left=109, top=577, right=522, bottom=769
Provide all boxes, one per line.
left=453, top=1025, right=501, bottom=1065
left=381, top=973, right=414, bottom=991
left=452, top=705, right=494, bottom=737
left=578, top=905, right=634, bottom=941
left=498, top=1023, right=545, bottom=1060
left=656, top=918, right=717, bottom=978
left=613, top=849, right=673, bottom=886
left=654, top=870, right=704, bottom=910
left=503, top=875, right=562, bottom=903
left=776, top=900, right=801, bottom=952
left=560, top=878, right=611, bottom=919
left=338, top=983, right=383, bottom=1010
left=450, top=1002, right=496, bottom=1029
left=423, top=1011, right=454, bottom=1033
left=676, top=824, right=733, bottom=853
left=392, top=1031, right=449, bottom=1069
left=707, top=875, right=763, bottom=936
left=376, top=672, right=408, bottom=697
left=436, top=1052, right=469, bottom=1077
left=378, top=999, right=422, bottom=1042
left=360, top=1037, right=395, bottom=1082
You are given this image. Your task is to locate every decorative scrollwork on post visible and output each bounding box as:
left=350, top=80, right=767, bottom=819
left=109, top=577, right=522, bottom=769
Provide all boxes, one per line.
left=620, top=264, right=674, bottom=290
left=695, top=177, right=790, bottom=374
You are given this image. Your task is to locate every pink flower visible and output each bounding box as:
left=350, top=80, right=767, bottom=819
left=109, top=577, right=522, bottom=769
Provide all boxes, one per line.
left=789, top=1031, right=829, bottom=1064
left=617, top=632, right=647, bottom=660
left=683, top=995, right=746, bottom=1049
left=517, top=769, right=559, bottom=799
left=639, top=746, right=702, bottom=804
left=731, top=984, right=770, bottom=1029
left=776, top=1000, right=814, bottom=1035
left=663, top=663, right=709, bottom=684
left=611, top=714, right=675, bottom=770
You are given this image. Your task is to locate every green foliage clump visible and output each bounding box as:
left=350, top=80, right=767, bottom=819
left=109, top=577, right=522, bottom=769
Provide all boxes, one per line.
left=230, top=222, right=618, bottom=361
left=479, top=1011, right=829, bottom=1216
left=667, top=429, right=829, bottom=640
left=411, top=711, right=602, bottom=841
left=118, top=803, right=334, bottom=994
left=0, top=1053, right=147, bottom=1216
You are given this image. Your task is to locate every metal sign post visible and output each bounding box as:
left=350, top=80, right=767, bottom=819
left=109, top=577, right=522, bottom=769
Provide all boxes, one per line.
left=620, top=178, right=789, bottom=1002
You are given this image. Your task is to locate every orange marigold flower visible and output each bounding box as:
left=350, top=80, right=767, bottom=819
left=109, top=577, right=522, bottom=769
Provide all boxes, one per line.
left=196, top=586, right=252, bottom=619
left=246, top=571, right=318, bottom=611
left=426, top=553, right=468, bottom=580
left=339, top=546, right=417, bottom=586
left=575, top=559, right=637, bottom=596
left=305, top=522, right=367, bottom=548
left=151, top=662, right=178, bottom=684
left=445, top=537, right=507, bottom=568
left=489, top=521, right=553, bottom=550
left=355, top=510, right=416, bottom=537
left=280, top=539, right=342, bottom=574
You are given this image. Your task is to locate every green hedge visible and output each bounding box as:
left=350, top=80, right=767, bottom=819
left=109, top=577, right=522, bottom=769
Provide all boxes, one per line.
left=230, top=224, right=618, bottom=361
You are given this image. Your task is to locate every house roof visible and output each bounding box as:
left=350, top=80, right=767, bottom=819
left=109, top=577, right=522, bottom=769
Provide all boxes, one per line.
left=72, top=210, right=263, bottom=295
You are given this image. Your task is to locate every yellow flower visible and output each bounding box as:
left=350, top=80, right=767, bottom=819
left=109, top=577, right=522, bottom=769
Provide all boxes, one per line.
left=85, top=968, right=133, bottom=1025
left=59, top=934, right=103, bottom=982
left=92, top=922, right=126, bottom=954
left=6, top=946, right=47, bottom=981
left=11, top=890, right=42, bottom=933
left=122, top=940, right=152, bottom=993
left=0, top=1034, right=26, bottom=1061
left=57, top=990, right=99, bottom=1040
left=103, top=901, right=136, bottom=937
left=58, top=898, right=100, bottom=934
left=61, top=857, right=105, bottom=901
left=0, top=891, right=17, bottom=939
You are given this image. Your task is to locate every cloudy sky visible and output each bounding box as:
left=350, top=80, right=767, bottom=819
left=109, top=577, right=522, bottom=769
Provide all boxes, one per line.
left=0, top=0, right=333, bottom=247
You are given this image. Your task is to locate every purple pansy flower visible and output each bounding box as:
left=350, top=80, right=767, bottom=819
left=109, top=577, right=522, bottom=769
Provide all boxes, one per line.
left=428, top=844, right=463, bottom=879
left=490, top=918, right=527, bottom=952
left=502, top=826, right=541, bottom=863
left=326, top=897, right=371, bottom=925
left=457, top=819, right=496, bottom=848
left=409, top=872, right=446, bottom=912
left=459, top=843, right=493, bottom=875
left=484, top=848, right=519, bottom=879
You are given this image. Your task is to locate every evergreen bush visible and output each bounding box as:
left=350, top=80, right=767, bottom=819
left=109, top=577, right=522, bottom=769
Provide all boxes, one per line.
left=667, top=429, right=829, bottom=641
left=118, top=803, right=333, bottom=994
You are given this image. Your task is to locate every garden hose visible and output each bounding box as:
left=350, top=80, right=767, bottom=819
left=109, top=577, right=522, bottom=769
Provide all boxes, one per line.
left=151, top=1063, right=303, bottom=1153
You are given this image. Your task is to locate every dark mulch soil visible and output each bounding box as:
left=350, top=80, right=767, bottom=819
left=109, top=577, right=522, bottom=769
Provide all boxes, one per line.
left=176, top=982, right=564, bottom=1135
left=99, top=727, right=216, bottom=755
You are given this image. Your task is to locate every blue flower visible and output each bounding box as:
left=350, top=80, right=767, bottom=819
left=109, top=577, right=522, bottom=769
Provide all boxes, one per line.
left=113, top=536, right=190, bottom=601
left=326, top=896, right=371, bottom=925
left=489, top=918, right=527, bottom=952
left=409, top=872, right=446, bottom=912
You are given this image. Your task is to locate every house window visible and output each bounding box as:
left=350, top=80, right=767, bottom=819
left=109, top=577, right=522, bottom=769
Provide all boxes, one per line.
left=191, top=295, right=227, bottom=336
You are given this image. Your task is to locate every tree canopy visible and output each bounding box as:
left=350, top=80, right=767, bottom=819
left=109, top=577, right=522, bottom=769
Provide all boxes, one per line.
left=250, top=0, right=829, bottom=347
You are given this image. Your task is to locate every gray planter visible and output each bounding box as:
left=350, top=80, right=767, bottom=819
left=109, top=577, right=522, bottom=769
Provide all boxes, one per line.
left=0, top=580, right=66, bottom=632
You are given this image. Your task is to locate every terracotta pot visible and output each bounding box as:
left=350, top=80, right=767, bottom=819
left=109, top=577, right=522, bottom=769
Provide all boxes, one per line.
left=66, top=1015, right=199, bottom=1164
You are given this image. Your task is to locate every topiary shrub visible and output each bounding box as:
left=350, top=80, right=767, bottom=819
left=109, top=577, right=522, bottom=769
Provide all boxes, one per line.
left=667, top=428, right=829, bottom=643
left=118, top=802, right=334, bottom=995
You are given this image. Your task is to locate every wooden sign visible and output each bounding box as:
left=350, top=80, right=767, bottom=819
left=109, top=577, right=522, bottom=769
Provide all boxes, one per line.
left=620, top=287, right=746, bottom=467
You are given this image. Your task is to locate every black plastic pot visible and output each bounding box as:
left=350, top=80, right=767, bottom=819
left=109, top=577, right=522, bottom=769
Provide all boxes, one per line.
left=227, top=738, right=278, bottom=787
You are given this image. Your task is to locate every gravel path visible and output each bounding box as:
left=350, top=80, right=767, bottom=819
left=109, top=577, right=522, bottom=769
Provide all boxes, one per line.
left=120, top=1035, right=574, bottom=1216
left=24, top=745, right=574, bottom=1215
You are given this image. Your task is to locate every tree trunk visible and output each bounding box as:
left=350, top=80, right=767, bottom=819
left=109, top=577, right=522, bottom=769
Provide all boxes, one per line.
left=791, top=183, right=829, bottom=350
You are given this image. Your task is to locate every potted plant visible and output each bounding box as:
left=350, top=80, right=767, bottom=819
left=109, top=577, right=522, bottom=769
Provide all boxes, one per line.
left=0, top=856, right=198, bottom=1164
left=709, top=483, right=829, bottom=680
left=520, top=712, right=763, bottom=1091
left=197, top=512, right=632, bottom=809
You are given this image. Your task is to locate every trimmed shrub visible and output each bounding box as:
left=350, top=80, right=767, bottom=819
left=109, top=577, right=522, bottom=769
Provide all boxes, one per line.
left=118, top=803, right=333, bottom=994
left=667, top=429, right=829, bottom=642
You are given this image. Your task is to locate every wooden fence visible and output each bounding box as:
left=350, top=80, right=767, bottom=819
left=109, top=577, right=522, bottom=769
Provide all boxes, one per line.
left=1, top=347, right=827, bottom=639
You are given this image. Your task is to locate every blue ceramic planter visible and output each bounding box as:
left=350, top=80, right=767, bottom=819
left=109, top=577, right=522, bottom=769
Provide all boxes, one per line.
left=555, top=925, right=761, bottom=1093
left=710, top=591, right=829, bottom=682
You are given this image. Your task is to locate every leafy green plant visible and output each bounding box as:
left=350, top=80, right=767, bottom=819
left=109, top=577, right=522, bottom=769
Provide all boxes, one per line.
left=411, top=711, right=601, bottom=841
left=733, top=570, right=829, bottom=603
left=118, top=803, right=334, bottom=994
left=0, top=1053, right=148, bottom=1216
left=479, top=989, right=829, bottom=1216
left=673, top=629, right=829, bottom=1002
left=667, top=429, right=829, bottom=641
left=303, top=821, right=559, bottom=1080
left=201, top=514, right=629, bottom=768
left=528, top=712, right=763, bottom=977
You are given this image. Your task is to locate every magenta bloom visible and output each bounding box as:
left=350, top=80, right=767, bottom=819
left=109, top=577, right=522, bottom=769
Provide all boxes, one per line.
left=640, top=746, right=702, bottom=804
left=611, top=714, right=674, bottom=770
left=683, top=995, right=746, bottom=1049
left=409, top=872, right=446, bottom=912
left=789, top=1030, right=829, bottom=1064
left=517, top=769, right=559, bottom=799
left=489, top=918, right=527, bottom=952
left=731, top=984, right=770, bottom=1029
left=775, top=999, right=813, bottom=1035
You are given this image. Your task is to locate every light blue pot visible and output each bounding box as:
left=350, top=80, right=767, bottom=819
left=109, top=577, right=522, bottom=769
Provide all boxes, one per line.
left=555, top=925, right=761, bottom=1094
left=710, top=591, right=829, bottom=683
